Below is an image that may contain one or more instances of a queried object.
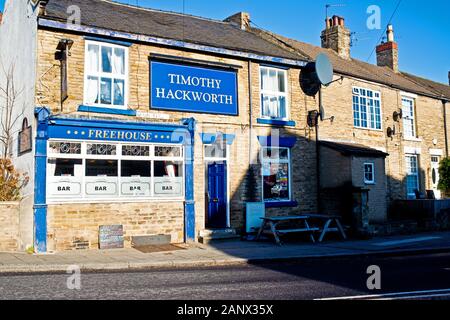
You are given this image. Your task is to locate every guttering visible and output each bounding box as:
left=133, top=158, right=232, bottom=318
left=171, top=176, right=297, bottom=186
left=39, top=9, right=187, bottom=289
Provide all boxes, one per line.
left=38, top=18, right=308, bottom=68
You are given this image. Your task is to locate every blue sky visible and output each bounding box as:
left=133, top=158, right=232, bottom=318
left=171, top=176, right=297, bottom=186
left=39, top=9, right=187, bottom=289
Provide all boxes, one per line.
left=1, top=0, right=449, bottom=84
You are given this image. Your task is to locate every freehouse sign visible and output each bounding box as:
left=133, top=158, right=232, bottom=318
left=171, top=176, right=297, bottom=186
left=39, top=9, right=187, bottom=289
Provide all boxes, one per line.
left=151, top=61, right=238, bottom=115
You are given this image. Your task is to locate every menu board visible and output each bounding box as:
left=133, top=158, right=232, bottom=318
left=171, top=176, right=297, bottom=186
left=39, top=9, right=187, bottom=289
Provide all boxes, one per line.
left=99, top=225, right=124, bottom=249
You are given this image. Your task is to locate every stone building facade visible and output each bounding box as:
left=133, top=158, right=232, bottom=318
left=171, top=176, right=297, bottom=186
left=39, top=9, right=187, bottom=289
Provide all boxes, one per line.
left=0, top=1, right=449, bottom=252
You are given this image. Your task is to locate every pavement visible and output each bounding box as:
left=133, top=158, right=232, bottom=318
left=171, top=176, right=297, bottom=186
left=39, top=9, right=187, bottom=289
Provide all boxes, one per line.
left=1, top=231, right=450, bottom=274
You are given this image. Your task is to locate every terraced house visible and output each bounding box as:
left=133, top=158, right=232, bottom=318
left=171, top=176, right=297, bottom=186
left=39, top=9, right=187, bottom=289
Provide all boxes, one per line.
left=0, top=0, right=449, bottom=253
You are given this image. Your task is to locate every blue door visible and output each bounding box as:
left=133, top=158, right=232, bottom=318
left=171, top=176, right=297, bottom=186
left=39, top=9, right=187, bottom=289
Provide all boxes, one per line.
left=207, top=162, right=227, bottom=229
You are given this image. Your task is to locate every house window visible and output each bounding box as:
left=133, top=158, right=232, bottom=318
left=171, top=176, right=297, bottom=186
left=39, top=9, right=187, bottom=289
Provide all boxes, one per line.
left=364, top=163, right=375, bottom=184
left=47, top=141, right=184, bottom=202
left=84, top=41, right=128, bottom=108
left=261, top=147, right=291, bottom=202
left=405, top=155, right=419, bottom=199
left=260, top=66, right=288, bottom=119
left=402, top=97, right=416, bottom=138
left=352, top=87, right=382, bottom=130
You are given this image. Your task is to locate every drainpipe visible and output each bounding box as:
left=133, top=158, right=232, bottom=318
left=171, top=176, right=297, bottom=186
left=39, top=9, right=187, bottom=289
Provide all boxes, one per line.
left=316, top=88, right=322, bottom=212
left=182, top=117, right=196, bottom=242
left=34, top=107, right=50, bottom=253
left=248, top=60, right=253, bottom=168
left=443, top=100, right=449, bottom=157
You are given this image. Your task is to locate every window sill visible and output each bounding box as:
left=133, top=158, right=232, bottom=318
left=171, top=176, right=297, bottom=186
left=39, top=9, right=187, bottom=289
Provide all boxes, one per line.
left=264, top=201, right=298, bottom=208
left=403, top=137, right=422, bottom=142
left=78, top=105, right=137, bottom=116
left=257, top=118, right=296, bottom=127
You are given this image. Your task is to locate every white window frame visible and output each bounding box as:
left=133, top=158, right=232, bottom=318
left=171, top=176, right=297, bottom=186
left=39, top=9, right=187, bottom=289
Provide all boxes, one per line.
left=83, top=40, right=129, bottom=109
left=260, top=146, right=292, bottom=202
left=402, top=96, right=416, bottom=139
left=405, top=154, right=420, bottom=199
left=46, top=140, right=185, bottom=203
left=364, top=162, right=375, bottom=185
left=352, top=87, right=382, bottom=131
left=259, top=66, right=290, bottom=120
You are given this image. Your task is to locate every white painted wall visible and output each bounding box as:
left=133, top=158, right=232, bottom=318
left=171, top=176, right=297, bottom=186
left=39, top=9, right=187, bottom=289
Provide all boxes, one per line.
left=0, top=0, right=39, bottom=250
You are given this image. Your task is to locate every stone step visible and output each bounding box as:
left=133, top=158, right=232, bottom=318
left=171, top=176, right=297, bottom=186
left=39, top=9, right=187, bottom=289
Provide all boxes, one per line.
left=198, top=228, right=237, bottom=238
left=198, top=234, right=241, bottom=245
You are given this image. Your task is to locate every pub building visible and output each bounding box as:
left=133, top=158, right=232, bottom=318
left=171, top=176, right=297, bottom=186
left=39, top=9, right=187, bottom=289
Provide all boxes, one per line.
left=3, top=0, right=318, bottom=253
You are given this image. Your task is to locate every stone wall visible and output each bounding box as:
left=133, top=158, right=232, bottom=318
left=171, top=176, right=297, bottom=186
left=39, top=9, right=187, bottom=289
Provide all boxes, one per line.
left=0, top=202, right=20, bottom=252
left=47, top=201, right=184, bottom=251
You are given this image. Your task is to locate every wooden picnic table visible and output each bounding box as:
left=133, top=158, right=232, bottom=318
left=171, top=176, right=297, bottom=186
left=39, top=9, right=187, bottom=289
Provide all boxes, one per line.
left=255, top=214, right=347, bottom=245
left=255, top=215, right=320, bottom=245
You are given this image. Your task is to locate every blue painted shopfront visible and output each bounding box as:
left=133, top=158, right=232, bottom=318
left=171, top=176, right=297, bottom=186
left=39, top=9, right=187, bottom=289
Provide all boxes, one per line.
left=34, top=107, right=196, bottom=253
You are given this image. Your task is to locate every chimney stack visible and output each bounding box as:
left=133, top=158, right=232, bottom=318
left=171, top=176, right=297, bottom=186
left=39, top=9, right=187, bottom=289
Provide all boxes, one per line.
left=321, top=15, right=351, bottom=60
left=448, top=71, right=450, bottom=86
left=376, top=24, right=399, bottom=73
left=224, top=12, right=251, bottom=31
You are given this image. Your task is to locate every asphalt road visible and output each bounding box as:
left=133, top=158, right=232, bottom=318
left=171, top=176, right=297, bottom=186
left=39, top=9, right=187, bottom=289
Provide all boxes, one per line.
left=1, top=252, right=450, bottom=300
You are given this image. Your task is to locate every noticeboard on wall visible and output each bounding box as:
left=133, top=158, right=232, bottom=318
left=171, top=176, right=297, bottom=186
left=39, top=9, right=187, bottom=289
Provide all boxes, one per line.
left=18, top=119, right=32, bottom=156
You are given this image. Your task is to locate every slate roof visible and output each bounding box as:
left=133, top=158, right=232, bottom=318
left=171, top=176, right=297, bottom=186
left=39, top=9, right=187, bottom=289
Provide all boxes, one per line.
left=251, top=28, right=450, bottom=101
left=42, top=0, right=307, bottom=61
left=320, top=141, right=389, bottom=158
left=41, top=0, right=450, bottom=101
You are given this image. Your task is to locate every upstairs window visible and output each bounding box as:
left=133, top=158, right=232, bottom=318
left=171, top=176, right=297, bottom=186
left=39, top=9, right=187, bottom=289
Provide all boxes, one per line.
left=352, top=87, right=382, bottom=130
left=260, top=66, right=288, bottom=119
left=84, top=41, right=128, bottom=108
left=402, top=97, right=416, bottom=139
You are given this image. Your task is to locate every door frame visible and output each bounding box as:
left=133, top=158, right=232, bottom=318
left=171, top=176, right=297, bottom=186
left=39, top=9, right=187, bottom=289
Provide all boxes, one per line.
left=204, top=145, right=230, bottom=229
left=430, top=153, right=442, bottom=199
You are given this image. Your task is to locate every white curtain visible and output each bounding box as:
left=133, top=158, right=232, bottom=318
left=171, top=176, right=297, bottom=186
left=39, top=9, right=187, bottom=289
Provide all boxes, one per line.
left=113, top=48, right=125, bottom=75
left=86, top=77, right=99, bottom=104
left=87, top=44, right=99, bottom=72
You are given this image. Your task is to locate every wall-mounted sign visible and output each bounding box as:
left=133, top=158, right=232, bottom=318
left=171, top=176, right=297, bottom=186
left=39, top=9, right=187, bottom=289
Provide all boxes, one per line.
left=48, top=125, right=187, bottom=145
left=99, top=225, right=124, bottom=250
left=154, top=179, right=182, bottom=196
left=121, top=181, right=151, bottom=196
left=48, top=181, right=82, bottom=196
left=18, top=118, right=32, bottom=155
left=86, top=181, right=117, bottom=195
left=150, top=61, right=238, bottom=116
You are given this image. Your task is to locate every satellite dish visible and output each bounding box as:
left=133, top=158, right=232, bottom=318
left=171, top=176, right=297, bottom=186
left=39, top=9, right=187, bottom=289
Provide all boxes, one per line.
left=315, top=53, right=334, bottom=86
left=300, top=53, right=334, bottom=96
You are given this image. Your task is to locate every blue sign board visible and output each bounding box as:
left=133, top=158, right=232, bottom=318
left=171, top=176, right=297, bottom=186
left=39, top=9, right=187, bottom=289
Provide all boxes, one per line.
left=47, top=125, right=187, bottom=144
left=151, top=61, right=238, bottom=115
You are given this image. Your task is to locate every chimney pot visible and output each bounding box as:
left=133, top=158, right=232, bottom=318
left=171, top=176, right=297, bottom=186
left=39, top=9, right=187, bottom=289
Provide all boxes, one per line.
left=376, top=25, right=399, bottom=72
left=325, top=18, right=331, bottom=29
left=321, top=15, right=351, bottom=60
left=332, top=15, right=339, bottom=26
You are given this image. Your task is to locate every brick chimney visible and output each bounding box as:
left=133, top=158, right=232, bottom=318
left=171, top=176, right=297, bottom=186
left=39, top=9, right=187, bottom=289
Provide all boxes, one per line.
left=376, top=25, right=399, bottom=73
left=321, top=15, right=351, bottom=60
left=224, top=12, right=251, bottom=31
